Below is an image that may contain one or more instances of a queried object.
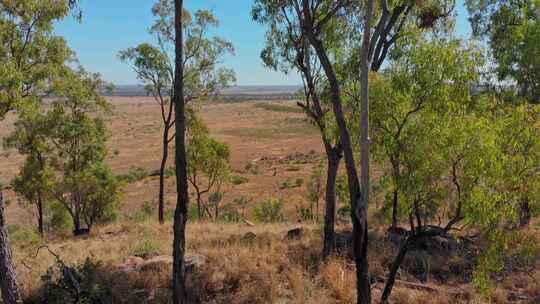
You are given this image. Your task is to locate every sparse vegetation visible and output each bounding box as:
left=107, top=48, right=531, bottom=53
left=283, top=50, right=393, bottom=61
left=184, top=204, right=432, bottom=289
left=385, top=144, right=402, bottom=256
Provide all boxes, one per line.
left=254, top=102, right=304, bottom=113
left=253, top=198, right=284, bottom=223
left=0, top=0, right=539, bottom=303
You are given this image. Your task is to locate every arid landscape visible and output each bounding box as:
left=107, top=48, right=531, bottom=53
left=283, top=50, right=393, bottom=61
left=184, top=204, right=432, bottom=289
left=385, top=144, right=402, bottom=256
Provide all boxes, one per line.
left=1, top=0, right=540, bottom=303
left=0, top=97, right=538, bottom=303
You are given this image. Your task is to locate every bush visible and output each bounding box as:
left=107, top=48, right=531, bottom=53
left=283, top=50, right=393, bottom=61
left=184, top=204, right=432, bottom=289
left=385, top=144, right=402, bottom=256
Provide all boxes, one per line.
left=118, top=166, right=149, bottom=183
left=244, top=162, right=260, bottom=175
left=11, top=228, right=40, bottom=248
left=40, top=258, right=112, bottom=304
left=132, top=238, right=160, bottom=257
left=294, top=177, right=304, bottom=187
left=48, top=200, right=73, bottom=230
left=254, top=198, right=284, bottom=223
left=131, top=201, right=155, bottom=222
left=231, top=174, right=249, bottom=185
left=279, top=179, right=292, bottom=189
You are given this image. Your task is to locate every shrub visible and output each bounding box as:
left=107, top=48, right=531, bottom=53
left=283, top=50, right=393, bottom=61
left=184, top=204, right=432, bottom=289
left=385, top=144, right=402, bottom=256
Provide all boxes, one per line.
left=132, top=239, right=160, bottom=257
left=279, top=179, right=292, bottom=189
left=231, top=174, right=249, bottom=185
left=48, top=200, right=73, bottom=230
left=294, top=177, right=304, bottom=187
left=40, top=258, right=112, bottom=304
left=254, top=198, right=284, bottom=223
left=131, top=201, right=155, bottom=222
left=244, top=162, right=260, bottom=175
left=11, top=228, right=40, bottom=248
left=118, top=166, right=149, bottom=183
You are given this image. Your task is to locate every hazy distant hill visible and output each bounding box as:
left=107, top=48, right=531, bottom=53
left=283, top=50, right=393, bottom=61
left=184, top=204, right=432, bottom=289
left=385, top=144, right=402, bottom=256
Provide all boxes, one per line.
left=105, top=85, right=302, bottom=100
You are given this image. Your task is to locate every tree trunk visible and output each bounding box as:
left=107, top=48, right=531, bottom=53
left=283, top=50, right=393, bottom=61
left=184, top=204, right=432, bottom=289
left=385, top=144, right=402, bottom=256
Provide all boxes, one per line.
left=196, top=191, right=202, bottom=219
left=391, top=189, right=398, bottom=229
left=323, top=151, right=340, bottom=258
left=306, top=32, right=371, bottom=304
left=357, top=0, right=375, bottom=300
left=37, top=192, right=44, bottom=236
left=380, top=235, right=413, bottom=303
left=158, top=126, right=170, bottom=224
left=172, top=0, right=189, bottom=303
left=0, top=192, right=23, bottom=304
left=519, top=197, right=531, bottom=227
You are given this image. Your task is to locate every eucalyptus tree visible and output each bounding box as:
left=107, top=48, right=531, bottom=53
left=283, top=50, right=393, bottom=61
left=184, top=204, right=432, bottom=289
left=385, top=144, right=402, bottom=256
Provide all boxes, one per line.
left=186, top=114, right=230, bottom=220
left=369, top=35, right=481, bottom=229
left=120, top=3, right=235, bottom=224
left=370, top=37, right=483, bottom=302
left=467, top=0, right=540, bottom=102
left=4, top=109, right=52, bottom=235
left=252, top=1, right=346, bottom=257
left=43, top=70, right=122, bottom=235
left=0, top=0, right=72, bottom=118
left=253, top=1, right=451, bottom=301
left=0, top=0, right=74, bottom=301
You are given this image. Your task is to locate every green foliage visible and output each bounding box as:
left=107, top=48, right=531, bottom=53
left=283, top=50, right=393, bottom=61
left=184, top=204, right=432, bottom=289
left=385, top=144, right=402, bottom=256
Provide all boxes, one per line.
left=118, top=167, right=149, bottom=183
left=467, top=0, right=540, bottom=102
left=40, top=257, right=112, bottom=304
left=279, top=179, right=292, bottom=190
left=11, top=228, right=40, bottom=248
left=48, top=200, right=73, bottom=231
left=231, top=174, right=249, bottom=185
left=0, top=0, right=72, bottom=119
left=5, top=69, right=123, bottom=233
left=296, top=205, right=313, bottom=222
left=294, top=177, right=304, bottom=187
left=121, top=3, right=236, bottom=104
left=132, top=238, right=160, bottom=257
left=187, top=113, right=231, bottom=219
left=131, top=201, right=156, bottom=222
left=253, top=198, right=284, bottom=223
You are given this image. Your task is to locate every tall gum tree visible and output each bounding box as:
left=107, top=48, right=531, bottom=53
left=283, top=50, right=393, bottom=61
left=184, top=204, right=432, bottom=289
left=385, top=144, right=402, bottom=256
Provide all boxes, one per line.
left=120, top=3, right=235, bottom=224
left=0, top=0, right=73, bottom=301
left=252, top=1, right=345, bottom=258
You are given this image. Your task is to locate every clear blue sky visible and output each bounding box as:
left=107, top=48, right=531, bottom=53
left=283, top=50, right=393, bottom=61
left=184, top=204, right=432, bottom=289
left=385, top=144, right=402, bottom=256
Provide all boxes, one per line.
left=55, top=0, right=472, bottom=86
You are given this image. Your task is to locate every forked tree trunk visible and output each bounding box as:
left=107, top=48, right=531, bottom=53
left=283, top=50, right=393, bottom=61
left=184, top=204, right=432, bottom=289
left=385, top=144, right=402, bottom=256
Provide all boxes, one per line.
left=172, top=0, right=190, bottom=303
left=323, top=151, right=340, bottom=258
left=0, top=192, right=23, bottom=304
left=305, top=30, right=371, bottom=304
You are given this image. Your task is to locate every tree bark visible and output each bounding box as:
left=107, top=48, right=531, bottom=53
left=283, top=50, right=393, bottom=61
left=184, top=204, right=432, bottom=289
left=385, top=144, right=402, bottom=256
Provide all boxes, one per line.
left=391, top=188, right=398, bottom=229
left=323, top=150, right=340, bottom=258
left=305, top=28, right=371, bottom=304
left=0, top=192, right=23, bottom=304
left=158, top=126, right=170, bottom=224
left=37, top=192, right=44, bottom=236
left=519, top=197, right=531, bottom=227
left=358, top=0, right=375, bottom=301
left=172, top=0, right=190, bottom=303
left=380, top=235, right=412, bottom=303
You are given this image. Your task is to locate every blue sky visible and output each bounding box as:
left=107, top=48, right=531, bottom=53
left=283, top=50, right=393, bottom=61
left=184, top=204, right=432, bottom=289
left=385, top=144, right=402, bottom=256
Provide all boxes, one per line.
left=55, top=1, right=472, bottom=86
